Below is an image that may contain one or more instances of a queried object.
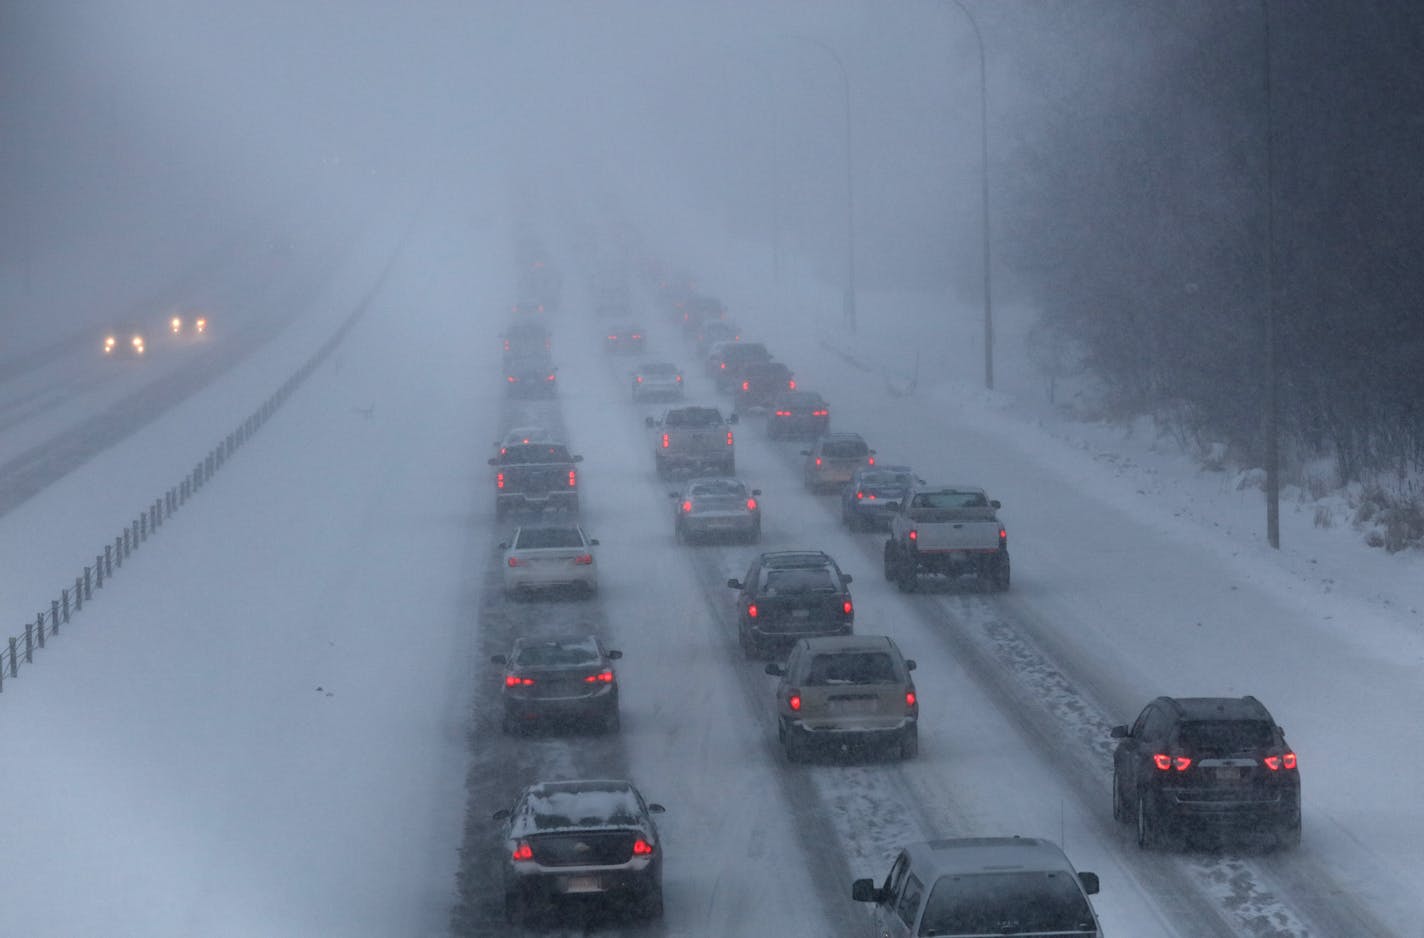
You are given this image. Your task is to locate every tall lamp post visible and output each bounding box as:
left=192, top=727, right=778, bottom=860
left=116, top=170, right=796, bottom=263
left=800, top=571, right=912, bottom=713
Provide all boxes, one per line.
left=1261, top=0, right=1280, bottom=549
left=953, top=0, right=994, bottom=390
left=785, top=33, right=857, bottom=333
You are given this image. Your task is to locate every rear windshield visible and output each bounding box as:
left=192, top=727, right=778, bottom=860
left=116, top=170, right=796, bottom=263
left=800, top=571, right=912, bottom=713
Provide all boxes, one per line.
left=526, top=786, right=643, bottom=830
left=911, top=491, right=989, bottom=509
left=761, top=566, right=837, bottom=594
left=805, top=652, right=898, bottom=685
left=1176, top=720, right=1274, bottom=754
left=515, top=641, right=599, bottom=667
left=724, top=343, right=770, bottom=362
left=500, top=444, right=572, bottom=464
left=664, top=408, right=723, bottom=427
left=862, top=471, right=913, bottom=488
left=514, top=527, right=584, bottom=549
left=920, top=872, right=1095, bottom=936
left=640, top=363, right=678, bottom=374
left=690, top=479, right=746, bottom=497
left=822, top=441, right=869, bottom=459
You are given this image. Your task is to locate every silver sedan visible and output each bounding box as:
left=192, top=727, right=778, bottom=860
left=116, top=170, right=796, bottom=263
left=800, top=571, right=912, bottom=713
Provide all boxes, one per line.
left=670, top=477, right=762, bottom=544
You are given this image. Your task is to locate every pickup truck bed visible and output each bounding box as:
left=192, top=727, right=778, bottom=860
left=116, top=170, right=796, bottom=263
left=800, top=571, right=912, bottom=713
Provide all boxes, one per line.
left=883, top=485, right=1010, bottom=592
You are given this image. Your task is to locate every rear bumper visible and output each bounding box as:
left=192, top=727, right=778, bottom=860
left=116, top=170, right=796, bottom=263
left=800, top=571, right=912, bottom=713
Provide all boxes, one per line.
left=503, top=566, right=598, bottom=592
left=504, top=688, right=616, bottom=724
left=747, top=620, right=853, bottom=646
left=1151, top=786, right=1300, bottom=830
left=785, top=717, right=914, bottom=749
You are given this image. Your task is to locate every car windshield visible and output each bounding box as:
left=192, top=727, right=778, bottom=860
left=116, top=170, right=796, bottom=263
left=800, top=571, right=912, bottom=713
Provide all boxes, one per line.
left=499, top=444, right=572, bottom=464
left=911, top=491, right=988, bottom=509
left=919, top=872, right=1095, bottom=936
left=664, top=408, right=722, bottom=427
left=514, top=528, right=584, bottom=549
left=762, top=567, right=836, bottom=593
left=1177, top=720, right=1275, bottom=754
left=515, top=641, right=600, bottom=667
left=804, top=652, right=898, bottom=685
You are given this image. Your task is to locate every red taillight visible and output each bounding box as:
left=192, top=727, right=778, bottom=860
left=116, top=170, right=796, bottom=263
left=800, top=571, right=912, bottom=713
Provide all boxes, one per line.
left=774, top=410, right=791, bottom=417
left=568, top=469, right=577, bottom=487
left=503, top=340, right=510, bottom=351
left=607, top=334, right=617, bottom=340
left=726, top=431, right=734, bottom=446
left=856, top=491, right=864, bottom=500
left=675, top=374, right=683, bottom=382
left=546, top=374, right=556, bottom=382
left=635, top=375, right=643, bottom=383
left=813, top=409, right=829, bottom=416
left=631, top=838, right=654, bottom=856
left=505, top=673, right=534, bottom=687
left=682, top=500, right=693, bottom=513
left=788, top=691, right=802, bottom=711
left=747, top=604, right=758, bottom=618
left=788, top=379, right=796, bottom=389
left=584, top=670, right=615, bottom=683
left=506, top=375, right=517, bottom=383
left=843, top=600, right=853, bottom=615
left=907, top=529, right=917, bottom=542
left=512, top=842, right=534, bottom=862
left=867, top=456, right=875, bottom=466
left=1153, top=754, right=1192, bottom=772
left=661, top=433, right=670, bottom=449
left=746, top=498, right=757, bottom=511
left=1283, top=752, right=1297, bottom=770
left=497, top=472, right=505, bottom=489
left=507, top=556, right=523, bottom=567
left=999, top=527, right=1007, bottom=547
left=741, top=380, right=749, bottom=391
left=720, top=362, right=726, bottom=370
left=905, top=690, right=917, bottom=709
left=573, top=553, right=594, bottom=565
left=814, top=457, right=822, bottom=466
left=1265, top=752, right=1298, bottom=771
left=632, top=333, right=642, bottom=340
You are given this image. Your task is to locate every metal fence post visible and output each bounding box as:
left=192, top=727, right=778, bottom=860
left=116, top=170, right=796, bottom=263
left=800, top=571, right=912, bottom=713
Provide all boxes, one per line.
left=140, top=512, right=148, bottom=542
left=132, top=519, right=140, bottom=548
left=104, top=545, right=112, bottom=579
left=51, top=600, right=59, bottom=634
left=36, top=613, right=45, bottom=649
left=8, top=638, right=16, bottom=676
left=25, top=621, right=33, bottom=662
left=116, top=534, right=124, bottom=567
left=62, top=589, right=70, bottom=623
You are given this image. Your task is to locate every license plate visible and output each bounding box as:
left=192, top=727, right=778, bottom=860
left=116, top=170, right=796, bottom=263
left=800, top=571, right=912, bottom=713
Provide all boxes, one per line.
left=791, top=608, right=811, bottom=618
left=562, top=875, right=602, bottom=894
left=830, top=698, right=876, bottom=714
left=1214, top=767, right=1245, bottom=783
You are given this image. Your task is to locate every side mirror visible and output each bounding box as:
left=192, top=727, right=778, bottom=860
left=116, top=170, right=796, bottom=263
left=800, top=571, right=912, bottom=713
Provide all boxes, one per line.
left=800, top=450, right=810, bottom=456
left=645, top=416, right=656, bottom=428
left=646, top=803, right=666, bottom=814
left=1110, top=724, right=1130, bottom=739
left=490, top=654, right=508, bottom=665
left=726, top=578, right=743, bottom=590
left=905, top=659, right=917, bottom=671
left=851, top=879, right=882, bottom=903
left=589, top=538, right=600, bottom=546
left=764, top=663, right=785, bottom=676
left=751, top=489, right=762, bottom=496
left=491, top=809, right=511, bottom=822
left=729, top=413, right=739, bottom=424
left=669, top=492, right=680, bottom=499
left=1078, top=872, right=1100, bottom=896
left=497, top=542, right=509, bottom=550
left=572, top=454, right=584, bottom=463
left=841, top=573, right=854, bottom=584
left=990, top=499, right=1002, bottom=509
left=607, top=649, right=623, bottom=660
left=487, top=457, right=499, bottom=466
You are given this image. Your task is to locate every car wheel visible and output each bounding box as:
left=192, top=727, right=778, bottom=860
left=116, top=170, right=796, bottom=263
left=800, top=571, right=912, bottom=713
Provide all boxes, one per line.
left=501, top=711, right=519, bottom=735
left=1112, top=768, right=1125, bottom=822
left=994, top=553, right=1012, bottom=592
left=895, top=557, right=917, bottom=593
left=1276, top=813, right=1302, bottom=850
left=674, top=521, right=687, bottom=544
left=747, top=521, right=761, bottom=545
left=739, top=625, right=759, bottom=660
left=899, top=725, right=919, bottom=760
left=785, top=727, right=808, bottom=763
left=883, top=542, right=897, bottom=581
left=1136, top=789, right=1163, bottom=849
left=603, top=705, right=621, bottom=734
left=503, top=888, right=527, bottom=925
left=639, top=885, right=664, bottom=920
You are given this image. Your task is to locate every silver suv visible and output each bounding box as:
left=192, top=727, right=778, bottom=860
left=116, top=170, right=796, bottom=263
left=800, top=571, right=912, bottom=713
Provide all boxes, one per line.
left=852, top=837, right=1102, bottom=937
left=765, top=634, right=917, bottom=762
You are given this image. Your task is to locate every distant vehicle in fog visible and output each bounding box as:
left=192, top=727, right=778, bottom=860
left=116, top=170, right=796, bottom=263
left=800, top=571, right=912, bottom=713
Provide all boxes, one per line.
left=103, top=325, right=146, bottom=357
left=604, top=323, right=646, bottom=355
left=167, top=310, right=209, bottom=339
left=629, top=362, right=684, bottom=402
left=504, top=356, right=558, bottom=399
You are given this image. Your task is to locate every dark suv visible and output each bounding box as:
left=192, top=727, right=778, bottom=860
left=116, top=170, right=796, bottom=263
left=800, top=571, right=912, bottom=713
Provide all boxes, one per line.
left=1111, top=695, right=1301, bottom=849
left=726, top=550, right=854, bottom=659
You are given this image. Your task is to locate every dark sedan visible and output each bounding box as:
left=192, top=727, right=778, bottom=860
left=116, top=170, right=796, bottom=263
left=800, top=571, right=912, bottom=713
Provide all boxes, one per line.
left=841, top=465, right=916, bottom=530
left=766, top=390, right=830, bottom=439
left=493, top=635, right=621, bottom=733
left=504, top=355, right=558, bottom=398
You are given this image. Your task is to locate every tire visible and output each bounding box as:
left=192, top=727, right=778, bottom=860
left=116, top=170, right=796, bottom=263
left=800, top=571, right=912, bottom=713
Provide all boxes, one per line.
left=894, top=555, right=917, bottom=593
left=739, top=624, right=759, bottom=660
left=993, top=553, right=1012, bottom=592
left=747, top=521, right=762, bottom=545
left=1136, top=789, right=1164, bottom=849
left=883, top=542, right=897, bottom=581
left=640, top=885, right=664, bottom=920
left=674, top=521, right=687, bottom=545
left=899, top=725, right=919, bottom=760
left=603, top=705, right=621, bottom=734
left=501, top=711, right=519, bottom=735
left=1112, top=769, right=1126, bottom=822
left=503, top=888, right=527, bottom=925
left=1276, top=813, right=1302, bottom=850
left=785, top=727, right=808, bottom=763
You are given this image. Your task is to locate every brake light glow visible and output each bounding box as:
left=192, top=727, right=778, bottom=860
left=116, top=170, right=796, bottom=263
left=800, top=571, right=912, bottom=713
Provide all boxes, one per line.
left=496, top=472, right=505, bottom=489
left=905, top=690, right=917, bottom=708
left=573, top=553, right=594, bottom=565
left=999, top=527, right=1008, bottom=547
left=815, top=457, right=822, bottom=466
left=675, top=374, right=683, bottom=382
left=632, top=838, right=654, bottom=856
left=635, top=375, right=643, bottom=383
left=1153, top=754, right=1192, bottom=772
left=507, top=375, right=517, bottom=383
left=788, top=379, right=796, bottom=389
left=788, top=691, right=802, bottom=711
left=507, top=556, right=523, bottom=567
left=843, top=600, right=853, bottom=615
left=746, top=498, right=757, bottom=511
left=720, top=362, right=726, bottom=370
left=546, top=374, right=556, bottom=382
left=682, top=500, right=693, bottom=513
left=512, top=841, right=534, bottom=862
left=813, top=409, right=829, bottom=416
left=661, top=433, right=670, bottom=449
left=747, top=604, right=758, bottom=618
left=856, top=491, right=864, bottom=500
left=503, top=339, right=511, bottom=351
left=741, top=380, right=749, bottom=391
left=505, top=674, right=534, bottom=687
left=584, top=670, right=615, bottom=683
left=867, top=456, right=875, bottom=466
left=1264, top=752, right=1298, bottom=771
left=775, top=410, right=791, bottom=417
left=726, top=431, right=734, bottom=446
left=568, top=469, right=577, bottom=487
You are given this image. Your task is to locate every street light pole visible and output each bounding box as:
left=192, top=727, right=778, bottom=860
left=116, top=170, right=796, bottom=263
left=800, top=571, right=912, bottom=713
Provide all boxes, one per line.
left=954, top=0, right=994, bottom=390
left=786, top=34, right=857, bottom=333
left=1262, top=0, right=1280, bottom=549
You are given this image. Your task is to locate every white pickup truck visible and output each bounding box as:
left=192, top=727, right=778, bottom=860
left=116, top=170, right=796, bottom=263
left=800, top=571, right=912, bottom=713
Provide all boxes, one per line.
left=882, top=484, right=1010, bottom=592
